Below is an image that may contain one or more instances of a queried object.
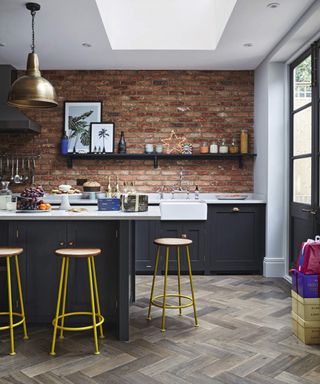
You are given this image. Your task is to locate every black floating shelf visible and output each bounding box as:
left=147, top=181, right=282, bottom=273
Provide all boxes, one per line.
left=64, top=153, right=256, bottom=169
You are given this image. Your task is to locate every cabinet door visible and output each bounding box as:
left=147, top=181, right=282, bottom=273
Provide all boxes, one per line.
left=17, top=221, right=67, bottom=323
left=209, top=205, right=264, bottom=273
left=181, top=221, right=206, bottom=272
left=156, top=221, right=206, bottom=273
left=135, top=220, right=158, bottom=273
left=66, top=221, right=118, bottom=324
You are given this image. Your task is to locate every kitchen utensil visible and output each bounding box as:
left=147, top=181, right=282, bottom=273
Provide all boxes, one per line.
left=14, top=158, right=21, bottom=184
left=23, top=158, right=29, bottom=184
left=32, top=158, right=36, bottom=185
left=10, top=157, right=14, bottom=183
left=20, top=158, right=25, bottom=183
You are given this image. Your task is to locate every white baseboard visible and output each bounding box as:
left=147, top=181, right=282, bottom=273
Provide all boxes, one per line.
left=263, top=257, right=285, bottom=277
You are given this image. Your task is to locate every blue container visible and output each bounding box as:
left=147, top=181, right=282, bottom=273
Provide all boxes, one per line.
left=60, top=135, right=69, bottom=155
left=291, top=269, right=298, bottom=292
left=98, top=198, right=120, bottom=211
left=297, top=271, right=320, bottom=298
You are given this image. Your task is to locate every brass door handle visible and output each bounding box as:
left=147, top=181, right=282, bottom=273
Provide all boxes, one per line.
left=68, top=241, right=74, bottom=246
left=302, top=209, right=317, bottom=215
left=59, top=241, right=64, bottom=246
left=232, top=207, right=240, bottom=212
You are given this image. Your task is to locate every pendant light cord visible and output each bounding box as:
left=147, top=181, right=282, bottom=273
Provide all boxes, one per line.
left=31, top=10, right=36, bottom=53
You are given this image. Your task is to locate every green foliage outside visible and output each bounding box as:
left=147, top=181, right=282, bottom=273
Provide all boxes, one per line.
left=295, top=56, right=311, bottom=83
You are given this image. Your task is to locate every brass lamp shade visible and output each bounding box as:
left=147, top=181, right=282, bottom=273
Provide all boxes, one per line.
left=8, top=53, right=57, bottom=108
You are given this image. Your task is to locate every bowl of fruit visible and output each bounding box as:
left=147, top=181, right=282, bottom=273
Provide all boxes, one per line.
left=17, top=186, right=52, bottom=212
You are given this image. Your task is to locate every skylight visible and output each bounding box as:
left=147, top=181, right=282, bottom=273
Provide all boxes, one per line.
left=95, top=0, right=237, bottom=50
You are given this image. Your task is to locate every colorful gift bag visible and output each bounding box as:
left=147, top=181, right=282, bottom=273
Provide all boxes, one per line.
left=296, top=236, right=320, bottom=274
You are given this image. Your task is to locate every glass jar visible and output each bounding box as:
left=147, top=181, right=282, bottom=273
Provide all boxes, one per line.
left=209, top=141, right=218, bottom=154
left=229, top=138, right=239, bottom=154
left=200, top=141, right=209, bottom=154
left=240, top=129, right=248, bottom=154
left=219, top=138, right=228, bottom=154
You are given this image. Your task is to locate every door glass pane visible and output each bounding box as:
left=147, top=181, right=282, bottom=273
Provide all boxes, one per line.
left=293, top=157, right=311, bottom=204
left=293, top=106, right=311, bottom=156
left=293, top=55, right=311, bottom=110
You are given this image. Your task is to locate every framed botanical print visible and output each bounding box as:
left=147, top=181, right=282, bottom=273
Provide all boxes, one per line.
left=64, top=101, right=102, bottom=153
left=90, top=122, right=115, bottom=153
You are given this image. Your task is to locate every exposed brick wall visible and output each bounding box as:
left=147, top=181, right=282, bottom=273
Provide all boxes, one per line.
left=0, top=70, right=254, bottom=193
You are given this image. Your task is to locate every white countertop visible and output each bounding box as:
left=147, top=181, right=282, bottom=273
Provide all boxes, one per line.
left=0, top=206, right=161, bottom=221
left=42, top=193, right=266, bottom=205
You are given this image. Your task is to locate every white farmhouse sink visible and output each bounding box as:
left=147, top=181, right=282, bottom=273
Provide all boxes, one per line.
left=160, top=201, right=207, bottom=221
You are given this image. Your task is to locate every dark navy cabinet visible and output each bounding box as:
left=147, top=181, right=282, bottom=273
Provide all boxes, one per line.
left=208, top=205, right=265, bottom=274
left=135, top=220, right=206, bottom=273
left=5, top=221, right=119, bottom=325
left=135, top=204, right=265, bottom=274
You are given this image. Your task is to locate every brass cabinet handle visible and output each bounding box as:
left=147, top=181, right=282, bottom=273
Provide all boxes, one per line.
left=232, top=207, right=240, bottom=212
left=181, top=234, right=187, bottom=238
left=302, top=209, right=316, bottom=215
left=68, top=241, right=74, bottom=246
left=59, top=241, right=64, bottom=246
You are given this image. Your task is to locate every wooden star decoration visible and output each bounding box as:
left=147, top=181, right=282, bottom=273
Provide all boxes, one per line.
left=161, top=130, right=187, bottom=154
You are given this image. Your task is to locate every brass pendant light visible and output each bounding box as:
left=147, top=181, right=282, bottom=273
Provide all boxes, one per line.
left=7, top=2, right=58, bottom=108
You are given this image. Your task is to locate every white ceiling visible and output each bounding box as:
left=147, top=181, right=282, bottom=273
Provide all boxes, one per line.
left=0, top=0, right=316, bottom=70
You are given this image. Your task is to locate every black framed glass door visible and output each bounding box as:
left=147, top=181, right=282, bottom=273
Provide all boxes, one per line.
left=289, top=40, right=320, bottom=265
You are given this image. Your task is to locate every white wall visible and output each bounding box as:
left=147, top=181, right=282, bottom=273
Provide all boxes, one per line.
left=254, top=63, right=287, bottom=277
left=254, top=0, right=320, bottom=277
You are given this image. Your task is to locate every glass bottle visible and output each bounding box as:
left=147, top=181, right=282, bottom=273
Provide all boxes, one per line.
left=118, top=131, right=127, bottom=154
left=106, top=176, right=112, bottom=198
left=219, top=138, right=228, bottom=153
left=195, top=185, right=200, bottom=200
left=240, top=129, right=248, bottom=154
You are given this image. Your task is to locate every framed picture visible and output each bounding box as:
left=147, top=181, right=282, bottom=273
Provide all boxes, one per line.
left=90, top=122, right=115, bottom=153
left=64, top=101, right=102, bottom=153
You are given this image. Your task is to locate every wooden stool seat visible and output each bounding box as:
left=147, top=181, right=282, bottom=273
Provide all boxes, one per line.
left=0, top=247, right=23, bottom=258
left=154, top=238, right=192, bottom=246
left=55, top=248, right=101, bottom=258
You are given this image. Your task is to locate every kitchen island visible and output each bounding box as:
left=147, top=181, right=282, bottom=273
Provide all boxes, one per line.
left=0, top=206, right=160, bottom=342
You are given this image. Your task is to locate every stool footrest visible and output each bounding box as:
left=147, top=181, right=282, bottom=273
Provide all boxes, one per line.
left=151, top=294, right=193, bottom=309
left=0, top=312, right=26, bottom=330
left=52, top=312, right=104, bottom=332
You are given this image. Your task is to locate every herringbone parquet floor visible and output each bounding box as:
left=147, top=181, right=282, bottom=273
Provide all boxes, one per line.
left=0, top=275, right=320, bottom=383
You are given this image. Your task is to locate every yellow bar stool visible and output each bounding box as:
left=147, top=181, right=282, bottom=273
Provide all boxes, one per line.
left=0, top=247, right=28, bottom=356
left=147, top=238, right=199, bottom=332
left=50, top=248, right=104, bottom=356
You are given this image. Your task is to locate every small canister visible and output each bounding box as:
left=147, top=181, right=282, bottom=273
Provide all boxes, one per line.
left=219, top=139, right=228, bottom=154
left=155, top=144, right=163, bottom=153
left=200, top=141, right=209, bottom=154
left=210, top=141, right=218, bottom=153
left=145, top=144, right=154, bottom=153
left=229, top=138, right=239, bottom=154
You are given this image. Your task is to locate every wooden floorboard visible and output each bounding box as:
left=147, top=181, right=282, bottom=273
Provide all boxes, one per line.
left=0, top=275, right=319, bottom=383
